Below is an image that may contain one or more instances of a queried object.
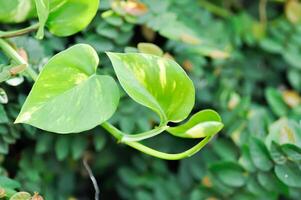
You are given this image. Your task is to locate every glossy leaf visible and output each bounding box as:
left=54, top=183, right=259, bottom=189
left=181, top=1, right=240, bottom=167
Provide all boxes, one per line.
left=46, top=0, right=99, bottom=36
left=107, top=52, right=195, bottom=123
left=0, top=0, right=36, bottom=23
left=167, top=109, right=223, bottom=138
left=15, top=44, right=119, bottom=133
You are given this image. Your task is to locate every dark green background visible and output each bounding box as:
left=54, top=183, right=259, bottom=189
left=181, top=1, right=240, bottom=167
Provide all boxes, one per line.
left=1, top=0, right=301, bottom=199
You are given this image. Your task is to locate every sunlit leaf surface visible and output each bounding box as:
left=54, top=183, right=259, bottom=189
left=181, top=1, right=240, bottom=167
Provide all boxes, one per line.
left=15, top=44, right=119, bottom=133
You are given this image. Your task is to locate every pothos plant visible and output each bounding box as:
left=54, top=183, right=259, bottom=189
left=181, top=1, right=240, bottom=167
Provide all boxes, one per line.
left=0, top=0, right=223, bottom=161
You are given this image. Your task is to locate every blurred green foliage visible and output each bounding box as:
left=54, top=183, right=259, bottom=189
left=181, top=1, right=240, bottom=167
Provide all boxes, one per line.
left=0, top=0, right=301, bottom=199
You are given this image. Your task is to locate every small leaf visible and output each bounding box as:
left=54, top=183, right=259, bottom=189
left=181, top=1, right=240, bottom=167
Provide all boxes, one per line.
left=35, top=0, right=49, bottom=39
left=265, top=88, right=289, bottom=117
left=107, top=52, right=195, bottom=123
left=46, top=0, right=99, bottom=36
left=265, top=118, right=301, bottom=148
left=257, top=172, right=288, bottom=194
left=167, top=109, right=223, bottom=138
left=239, top=145, right=256, bottom=172
left=71, top=136, right=88, bottom=160
left=0, top=88, right=8, bottom=104
left=269, top=142, right=287, bottom=164
left=55, top=136, right=69, bottom=160
left=282, top=90, right=301, bottom=108
left=281, top=144, right=301, bottom=162
left=0, top=104, right=9, bottom=123
left=285, top=0, right=301, bottom=24
left=16, top=44, right=120, bottom=133
left=249, top=137, right=273, bottom=171
left=0, top=176, right=20, bottom=189
left=9, top=192, right=31, bottom=200
left=275, top=162, right=301, bottom=188
left=137, top=43, right=163, bottom=56
left=209, top=162, right=247, bottom=187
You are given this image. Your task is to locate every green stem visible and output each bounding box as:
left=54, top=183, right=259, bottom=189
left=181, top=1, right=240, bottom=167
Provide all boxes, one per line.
left=0, top=23, right=39, bottom=38
left=121, top=124, right=169, bottom=142
left=101, top=121, right=168, bottom=142
left=101, top=122, right=212, bottom=160
left=0, top=39, right=38, bottom=81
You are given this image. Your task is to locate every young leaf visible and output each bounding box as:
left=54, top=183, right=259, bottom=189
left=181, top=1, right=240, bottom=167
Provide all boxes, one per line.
left=35, top=0, right=49, bottom=39
left=15, top=44, right=119, bottom=133
left=167, top=109, right=223, bottom=138
left=46, top=0, right=99, bottom=36
left=107, top=52, right=195, bottom=123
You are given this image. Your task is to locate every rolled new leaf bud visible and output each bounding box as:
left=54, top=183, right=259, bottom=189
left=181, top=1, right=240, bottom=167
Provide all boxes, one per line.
left=167, top=109, right=223, bottom=138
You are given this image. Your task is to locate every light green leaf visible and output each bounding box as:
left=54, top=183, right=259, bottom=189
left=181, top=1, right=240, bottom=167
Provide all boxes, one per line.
left=107, top=52, right=195, bottom=123
left=46, top=0, right=99, bottom=36
left=167, top=109, right=223, bottom=138
left=35, top=0, right=49, bottom=39
left=265, top=118, right=301, bottom=149
left=15, top=44, right=119, bottom=133
left=9, top=192, right=31, bottom=200
left=137, top=43, right=164, bottom=56
left=0, top=0, right=36, bottom=23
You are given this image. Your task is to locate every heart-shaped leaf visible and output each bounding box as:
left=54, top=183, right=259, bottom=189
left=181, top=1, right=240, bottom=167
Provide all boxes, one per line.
left=15, top=44, right=119, bottom=133
left=167, top=109, right=223, bottom=138
left=107, top=52, right=195, bottom=123
left=46, top=0, right=99, bottom=36
left=0, top=0, right=36, bottom=23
